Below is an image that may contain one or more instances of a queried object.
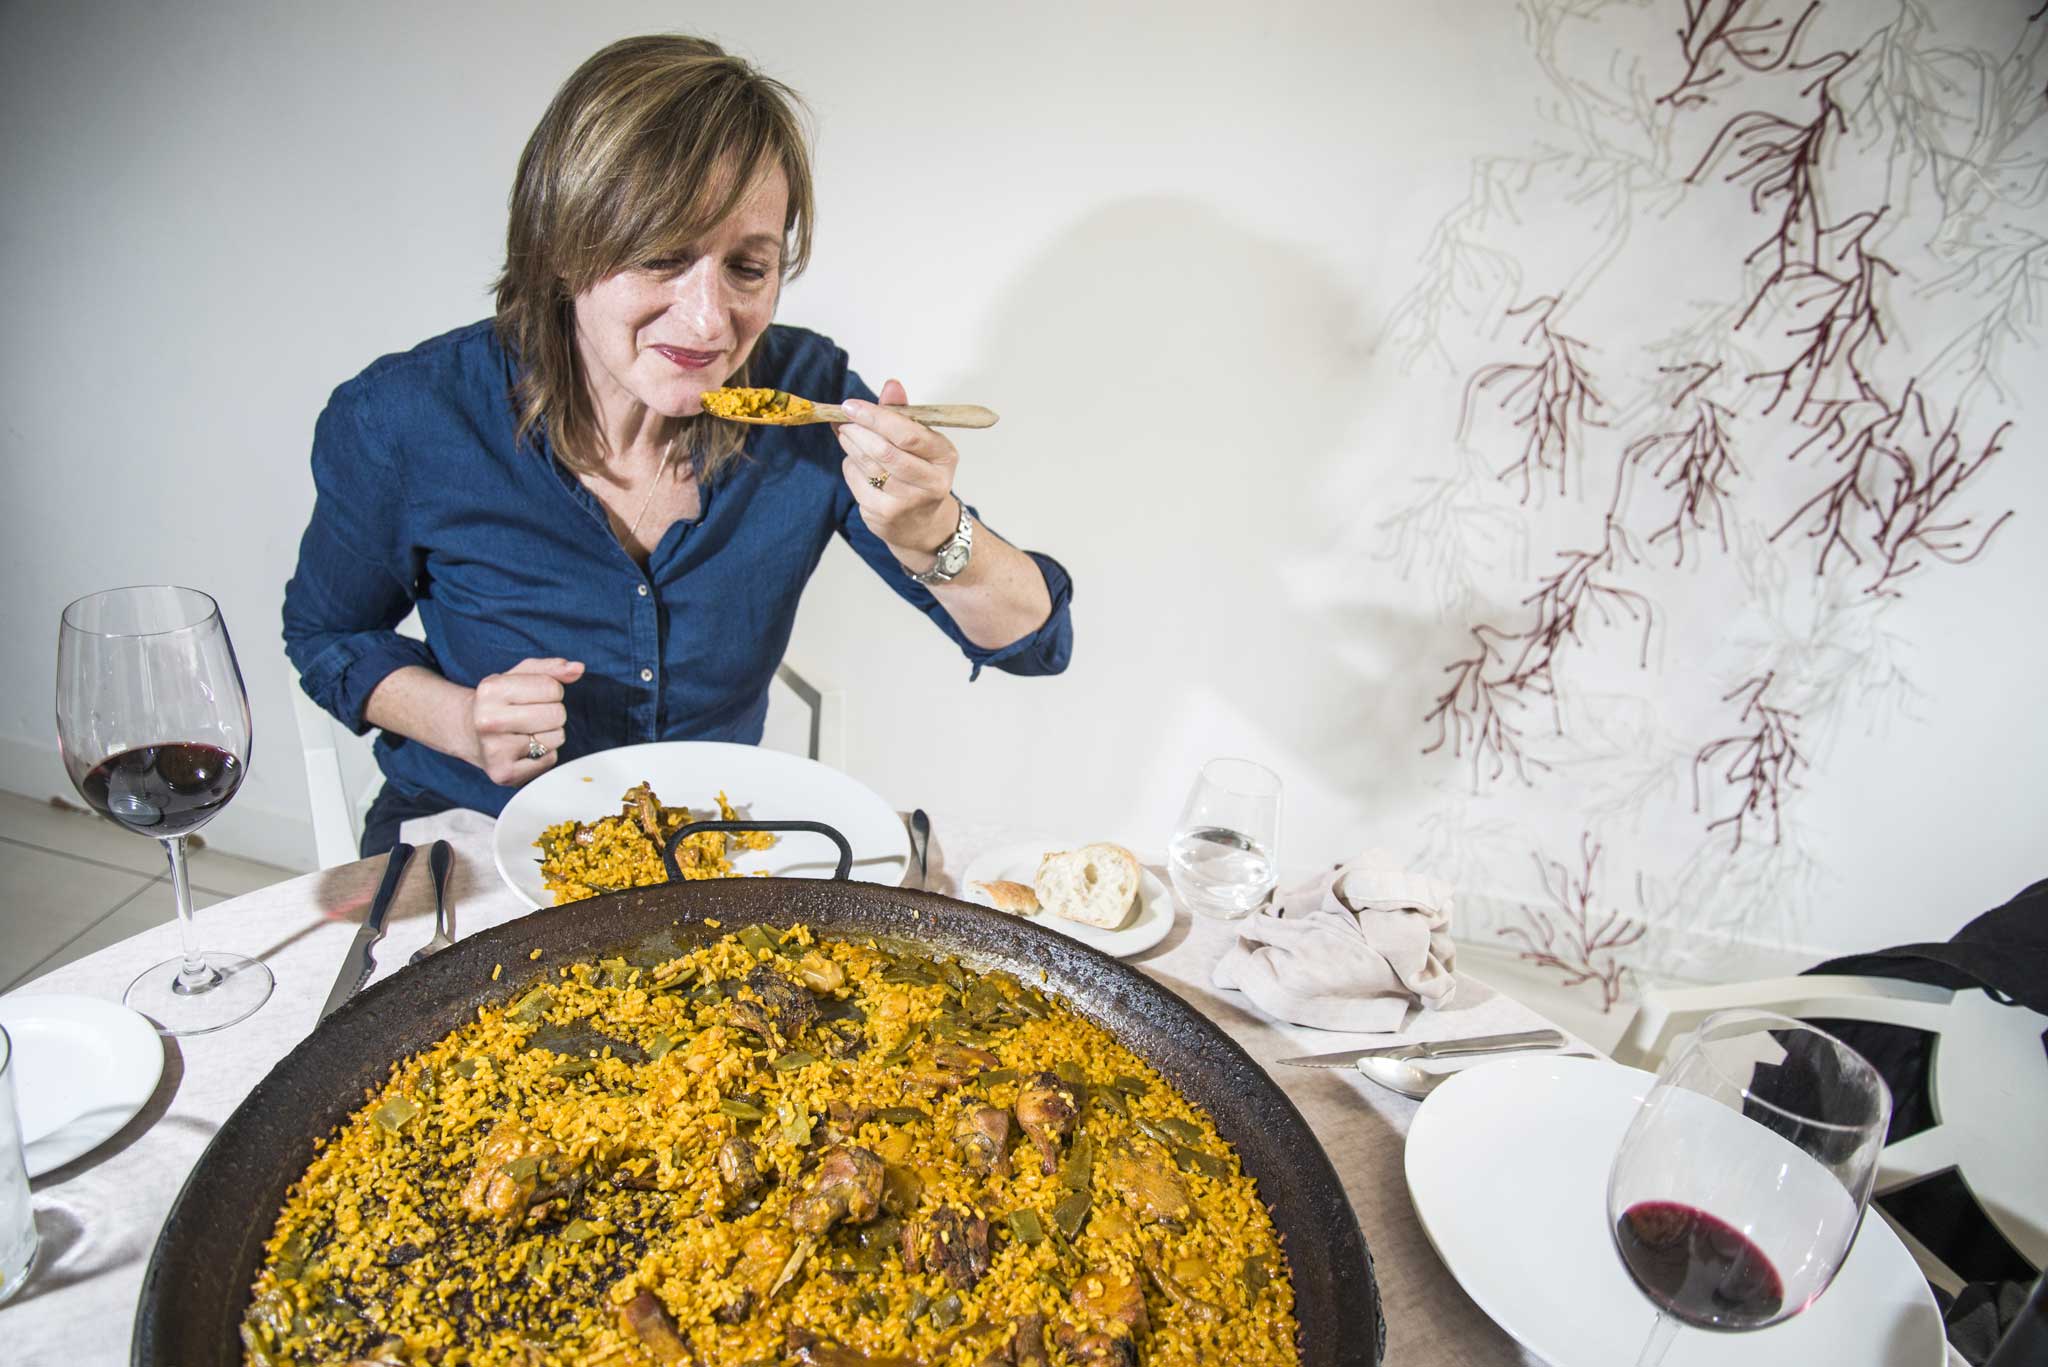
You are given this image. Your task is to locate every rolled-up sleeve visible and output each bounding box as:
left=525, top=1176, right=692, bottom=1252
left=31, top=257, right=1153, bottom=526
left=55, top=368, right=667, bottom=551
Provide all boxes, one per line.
left=281, top=390, right=437, bottom=734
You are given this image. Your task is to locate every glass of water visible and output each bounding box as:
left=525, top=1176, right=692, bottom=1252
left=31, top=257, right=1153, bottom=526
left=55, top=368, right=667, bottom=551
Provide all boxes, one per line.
left=0, top=1024, right=39, bottom=1305
left=1167, top=757, right=1281, bottom=920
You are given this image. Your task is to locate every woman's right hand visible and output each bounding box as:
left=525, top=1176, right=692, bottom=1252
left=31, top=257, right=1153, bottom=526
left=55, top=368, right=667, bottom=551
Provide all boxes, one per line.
left=469, top=657, right=584, bottom=784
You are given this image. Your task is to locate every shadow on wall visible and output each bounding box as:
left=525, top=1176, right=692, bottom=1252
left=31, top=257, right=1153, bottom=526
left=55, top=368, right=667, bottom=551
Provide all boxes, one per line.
left=948, top=195, right=1474, bottom=842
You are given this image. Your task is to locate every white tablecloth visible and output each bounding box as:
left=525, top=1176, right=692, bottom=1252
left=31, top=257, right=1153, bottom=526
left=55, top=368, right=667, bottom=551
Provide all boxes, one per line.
left=3, top=809, right=1582, bottom=1364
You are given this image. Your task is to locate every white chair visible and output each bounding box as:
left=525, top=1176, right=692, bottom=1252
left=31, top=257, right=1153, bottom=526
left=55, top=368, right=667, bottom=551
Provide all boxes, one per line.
left=292, top=660, right=843, bottom=869
left=1615, top=976, right=2048, bottom=1292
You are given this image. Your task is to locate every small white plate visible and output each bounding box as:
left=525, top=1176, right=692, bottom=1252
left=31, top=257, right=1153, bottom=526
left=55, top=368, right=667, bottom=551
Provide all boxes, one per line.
left=1404, top=1054, right=1946, bottom=1367
left=494, top=741, right=914, bottom=909
left=0, top=993, right=164, bottom=1178
left=958, top=842, right=1174, bottom=958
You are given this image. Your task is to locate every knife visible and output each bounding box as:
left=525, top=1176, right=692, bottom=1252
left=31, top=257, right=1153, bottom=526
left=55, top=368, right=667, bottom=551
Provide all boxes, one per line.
left=1277, top=1029, right=1567, bottom=1069
left=321, top=842, right=416, bottom=1019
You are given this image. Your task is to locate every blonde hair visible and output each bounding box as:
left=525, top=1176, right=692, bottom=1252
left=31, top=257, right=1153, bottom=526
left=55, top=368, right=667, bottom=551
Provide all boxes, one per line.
left=494, top=35, right=814, bottom=481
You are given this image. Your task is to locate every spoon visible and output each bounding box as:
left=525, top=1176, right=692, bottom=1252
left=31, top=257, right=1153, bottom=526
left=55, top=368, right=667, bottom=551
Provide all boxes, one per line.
left=408, top=840, right=456, bottom=965
left=706, top=391, right=999, bottom=429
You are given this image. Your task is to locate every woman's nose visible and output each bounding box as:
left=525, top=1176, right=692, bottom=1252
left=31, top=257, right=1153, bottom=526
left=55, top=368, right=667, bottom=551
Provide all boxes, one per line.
left=669, top=259, right=730, bottom=333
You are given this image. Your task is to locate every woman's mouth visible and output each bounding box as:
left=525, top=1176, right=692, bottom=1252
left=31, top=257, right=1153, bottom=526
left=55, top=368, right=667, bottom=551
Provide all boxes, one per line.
left=652, top=345, right=722, bottom=371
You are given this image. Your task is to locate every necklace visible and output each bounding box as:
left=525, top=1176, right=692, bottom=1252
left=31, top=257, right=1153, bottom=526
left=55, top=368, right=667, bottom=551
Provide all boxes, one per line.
left=620, top=433, right=679, bottom=545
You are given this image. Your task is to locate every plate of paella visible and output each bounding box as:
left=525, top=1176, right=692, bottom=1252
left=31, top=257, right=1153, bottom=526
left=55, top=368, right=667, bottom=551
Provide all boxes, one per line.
left=493, top=741, right=914, bottom=908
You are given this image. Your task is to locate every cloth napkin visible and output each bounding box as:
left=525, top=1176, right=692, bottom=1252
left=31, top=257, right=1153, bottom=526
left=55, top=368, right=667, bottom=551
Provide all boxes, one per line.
left=1212, top=849, right=1458, bottom=1032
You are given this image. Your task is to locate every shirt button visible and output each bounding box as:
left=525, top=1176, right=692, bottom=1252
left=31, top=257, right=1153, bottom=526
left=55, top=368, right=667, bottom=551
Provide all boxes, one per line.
left=640, top=668, right=654, bottom=683
left=637, top=584, right=649, bottom=597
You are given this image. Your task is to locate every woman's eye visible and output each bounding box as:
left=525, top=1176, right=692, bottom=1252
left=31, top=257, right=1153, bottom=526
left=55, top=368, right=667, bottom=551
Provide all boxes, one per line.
left=730, top=260, right=774, bottom=283
left=642, top=257, right=687, bottom=274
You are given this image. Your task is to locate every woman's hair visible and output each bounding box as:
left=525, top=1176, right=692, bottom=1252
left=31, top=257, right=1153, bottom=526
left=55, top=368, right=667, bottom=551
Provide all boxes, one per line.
left=495, top=35, right=814, bottom=481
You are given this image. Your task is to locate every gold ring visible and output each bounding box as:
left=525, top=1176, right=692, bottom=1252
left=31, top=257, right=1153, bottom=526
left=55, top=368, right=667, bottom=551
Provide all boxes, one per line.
left=526, top=736, right=547, bottom=761
left=867, top=472, right=889, bottom=491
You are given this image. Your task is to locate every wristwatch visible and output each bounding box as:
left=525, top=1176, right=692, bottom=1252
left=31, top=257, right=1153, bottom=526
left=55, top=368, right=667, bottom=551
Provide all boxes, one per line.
left=906, top=500, right=974, bottom=587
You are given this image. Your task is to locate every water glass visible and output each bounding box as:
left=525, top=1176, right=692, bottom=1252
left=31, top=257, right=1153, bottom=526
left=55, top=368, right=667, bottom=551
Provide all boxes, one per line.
left=0, top=1025, right=39, bottom=1305
left=1167, top=757, right=1281, bottom=920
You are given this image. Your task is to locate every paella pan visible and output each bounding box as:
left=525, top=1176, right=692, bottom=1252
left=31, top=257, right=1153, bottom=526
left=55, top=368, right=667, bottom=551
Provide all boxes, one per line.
left=135, top=843, right=1384, bottom=1366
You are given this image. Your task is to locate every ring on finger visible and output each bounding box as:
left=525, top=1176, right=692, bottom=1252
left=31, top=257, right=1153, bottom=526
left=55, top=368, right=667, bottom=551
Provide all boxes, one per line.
left=867, top=470, right=889, bottom=490
left=526, top=735, right=547, bottom=761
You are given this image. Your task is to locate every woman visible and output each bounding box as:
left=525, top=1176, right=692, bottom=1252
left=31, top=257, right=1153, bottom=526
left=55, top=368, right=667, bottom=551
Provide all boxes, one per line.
left=283, top=35, right=1072, bottom=855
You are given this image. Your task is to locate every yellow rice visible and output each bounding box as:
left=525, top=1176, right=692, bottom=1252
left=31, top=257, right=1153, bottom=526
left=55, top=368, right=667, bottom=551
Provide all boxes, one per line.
left=536, top=787, right=776, bottom=906
left=240, top=927, right=1301, bottom=1366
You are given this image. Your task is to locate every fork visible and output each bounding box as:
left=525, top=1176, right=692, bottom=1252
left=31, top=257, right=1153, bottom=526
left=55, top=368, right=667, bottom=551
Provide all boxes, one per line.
left=408, top=840, right=456, bottom=965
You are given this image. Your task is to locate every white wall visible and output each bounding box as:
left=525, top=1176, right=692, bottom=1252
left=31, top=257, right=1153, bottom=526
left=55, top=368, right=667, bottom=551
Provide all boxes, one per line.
left=4, top=1, right=2040, bottom=976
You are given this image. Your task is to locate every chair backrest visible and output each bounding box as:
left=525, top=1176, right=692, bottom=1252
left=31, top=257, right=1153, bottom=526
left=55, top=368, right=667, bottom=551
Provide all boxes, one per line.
left=290, top=654, right=843, bottom=869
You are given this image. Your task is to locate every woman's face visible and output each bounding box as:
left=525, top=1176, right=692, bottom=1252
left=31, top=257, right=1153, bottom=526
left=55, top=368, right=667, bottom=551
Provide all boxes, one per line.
left=571, top=164, right=788, bottom=424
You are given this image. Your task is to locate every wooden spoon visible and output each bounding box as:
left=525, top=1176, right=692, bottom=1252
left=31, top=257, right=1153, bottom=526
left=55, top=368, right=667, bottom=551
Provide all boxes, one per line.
left=707, top=391, right=998, bottom=429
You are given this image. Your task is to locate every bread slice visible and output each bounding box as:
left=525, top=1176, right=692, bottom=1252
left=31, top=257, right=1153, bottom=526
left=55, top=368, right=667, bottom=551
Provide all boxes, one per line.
left=973, top=879, right=1041, bottom=915
left=1035, top=844, right=1141, bottom=929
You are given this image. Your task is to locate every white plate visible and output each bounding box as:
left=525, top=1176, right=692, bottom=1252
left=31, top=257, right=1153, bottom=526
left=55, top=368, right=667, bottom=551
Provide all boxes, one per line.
left=0, top=993, right=164, bottom=1178
left=1404, top=1055, right=1946, bottom=1367
left=494, top=741, right=913, bottom=909
left=958, top=841, right=1174, bottom=958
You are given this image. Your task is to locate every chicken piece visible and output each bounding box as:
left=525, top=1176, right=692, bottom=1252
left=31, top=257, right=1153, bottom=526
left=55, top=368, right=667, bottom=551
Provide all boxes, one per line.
left=901, top=1207, right=993, bottom=1291
left=904, top=1043, right=1002, bottom=1095
left=791, top=1145, right=885, bottom=1235
left=952, top=1097, right=1013, bottom=1178
left=623, top=782, right=664, bottom=842
left=824, top=1100, right=876, bottom=1145
left=716, top=1135, right=765, bottom=1205
left=720, top=1226, right=795, bottom=1321
left=1014, top=1071, right=1080, bottom=1176
left=458, top=1119, right=563, bottom=1224
left=771, top=1145, right=886, bottom=1295
left=1071, top=1268, right=1149, bottom=1336
left=727, top=967, right=819, bottom=1047
left=1100, top=1147, right=1193, bottom=1225
left=795, top=951, right=845, bottom=993
left=1052, top=1324, right=1137, bottom=1367
left=1010, top=1314, right=1052, bottom=1367
left=619, top=1290, right=695, bottom=1364
left=787, top=1326, right=920, bottom=1367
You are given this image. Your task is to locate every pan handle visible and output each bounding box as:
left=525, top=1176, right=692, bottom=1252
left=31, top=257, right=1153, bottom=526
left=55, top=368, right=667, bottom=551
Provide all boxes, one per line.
left=663, top=819, right=854, bottom=882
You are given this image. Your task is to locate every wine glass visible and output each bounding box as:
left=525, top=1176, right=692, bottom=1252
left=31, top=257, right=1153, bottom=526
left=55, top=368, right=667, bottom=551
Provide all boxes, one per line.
left=56, top=586, right=274, bottom=1035
left=1607, top=1009, right=1891, bottom=1365
left=1166, top=757, right=1281, bottom=920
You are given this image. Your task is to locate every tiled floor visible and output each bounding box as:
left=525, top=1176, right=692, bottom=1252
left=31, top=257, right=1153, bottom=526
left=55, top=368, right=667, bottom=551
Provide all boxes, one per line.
left=0, top=791, right=295, bottom=993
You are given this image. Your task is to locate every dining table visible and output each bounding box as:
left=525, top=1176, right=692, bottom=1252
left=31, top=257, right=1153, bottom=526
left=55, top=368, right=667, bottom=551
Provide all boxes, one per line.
left=2, top=807, right=1597, bottom=1366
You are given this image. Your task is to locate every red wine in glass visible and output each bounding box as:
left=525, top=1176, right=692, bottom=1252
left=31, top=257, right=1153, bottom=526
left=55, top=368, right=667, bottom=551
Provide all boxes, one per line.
left=79, top=743, right=245, bottom=839
left=1615, top=1201, right=1786, bottom=1330
left=1606, top=1010, right=1890, bottom=1365
left=56, top=587, right=273, bottom=1035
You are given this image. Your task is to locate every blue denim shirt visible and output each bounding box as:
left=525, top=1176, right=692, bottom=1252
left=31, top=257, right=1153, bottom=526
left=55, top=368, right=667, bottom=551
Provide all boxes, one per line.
left=282, top=320, right=1073, bottom=815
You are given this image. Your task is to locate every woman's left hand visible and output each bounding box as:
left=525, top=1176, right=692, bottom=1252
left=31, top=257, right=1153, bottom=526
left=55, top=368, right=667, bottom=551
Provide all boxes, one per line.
left=836, top=379, right=961, bottom=564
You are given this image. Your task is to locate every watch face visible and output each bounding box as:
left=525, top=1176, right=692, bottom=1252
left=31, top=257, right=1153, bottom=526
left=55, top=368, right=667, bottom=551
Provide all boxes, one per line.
left=936, top=542, right=971, bottom=575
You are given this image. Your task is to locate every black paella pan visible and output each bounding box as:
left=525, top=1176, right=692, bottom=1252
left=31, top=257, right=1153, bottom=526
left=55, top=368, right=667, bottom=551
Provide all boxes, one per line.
left=134, top=825, right=1386, bottom=1365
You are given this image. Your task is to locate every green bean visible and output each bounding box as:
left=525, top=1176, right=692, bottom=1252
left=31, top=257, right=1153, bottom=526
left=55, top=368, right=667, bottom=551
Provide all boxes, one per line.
left=370, top=1097, right=421, bottom=1133
left=1051, top=1188, right=1092, bottom=1239
left=929, top=1292, right=963, bottom=1329
left=1006, top=1209, right=1045, bottom=1244
left=875, top=1107, right=927, bottom=1125
left=771, top=1050, right=818, bottom=1071
left=718, top=1098, right=765, bottom=1122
